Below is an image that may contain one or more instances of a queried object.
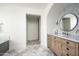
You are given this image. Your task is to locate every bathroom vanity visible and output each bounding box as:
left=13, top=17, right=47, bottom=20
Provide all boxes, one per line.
left=0, top=35, right=9, bottom=56
left=47, top=13, right=79, bottom=56
left=48, top=34, right=79, bottom=56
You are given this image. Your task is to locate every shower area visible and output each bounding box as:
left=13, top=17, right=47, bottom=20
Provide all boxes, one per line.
left=26, top=14, right=40, bottom=46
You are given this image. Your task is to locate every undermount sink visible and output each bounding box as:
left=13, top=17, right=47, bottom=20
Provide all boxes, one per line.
left=54, top=31, right=79, bottom=41
left=61, top=33, right=79, bottom=41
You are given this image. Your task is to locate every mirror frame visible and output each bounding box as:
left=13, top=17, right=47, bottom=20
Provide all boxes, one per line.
left=59, top=13, right=78, bottom=32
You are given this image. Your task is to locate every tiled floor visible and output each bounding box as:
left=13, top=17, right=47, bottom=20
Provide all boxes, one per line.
left=27, top=40, right=40, bottom=45
left=3, top=40, right=55, bottom=56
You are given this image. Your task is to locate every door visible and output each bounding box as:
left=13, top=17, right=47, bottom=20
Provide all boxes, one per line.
left=27, top=15, right=39, bottom=41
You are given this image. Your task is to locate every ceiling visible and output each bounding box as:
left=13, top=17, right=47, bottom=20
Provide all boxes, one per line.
left=0, top=3, right=49, bottom=10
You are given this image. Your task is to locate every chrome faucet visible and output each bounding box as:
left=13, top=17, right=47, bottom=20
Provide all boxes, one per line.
left=62, top=32, right=69, bottom=36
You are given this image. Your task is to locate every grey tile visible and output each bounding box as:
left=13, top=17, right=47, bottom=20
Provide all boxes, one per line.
left=3, top=41, right=55, bottom=56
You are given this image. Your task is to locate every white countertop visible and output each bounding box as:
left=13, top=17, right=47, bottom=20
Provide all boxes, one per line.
left=0, top=33, right=9, bottom=44
left=50, top=34, right=79, bottom=43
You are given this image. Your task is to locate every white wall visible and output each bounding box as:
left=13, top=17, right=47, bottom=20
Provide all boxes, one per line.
left=0, top=5, right=42, bottom=51
left=41, top=3, right=53, bottom=48
left=0, top=3, right=53, bottom=51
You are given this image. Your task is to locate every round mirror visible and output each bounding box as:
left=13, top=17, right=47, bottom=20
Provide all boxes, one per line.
left=59, top=14, right=78, bottom=31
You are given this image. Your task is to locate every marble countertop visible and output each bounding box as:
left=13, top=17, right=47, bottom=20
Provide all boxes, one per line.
left=50, top=34, right=79, bottom=43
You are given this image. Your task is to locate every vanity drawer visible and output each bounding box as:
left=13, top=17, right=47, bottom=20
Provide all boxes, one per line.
left=62, top=52, right=75, bottom=56
left=48, top=35, right=56, bottom=39
left=66, top=40, right=76, bottom=48
left=48, top=35, right=52, bottom=38
left=62, top=39, right=76, bottom=48
left=56, top=37, right=63, bottom=42
left=62, top=45, right=76, bottom=56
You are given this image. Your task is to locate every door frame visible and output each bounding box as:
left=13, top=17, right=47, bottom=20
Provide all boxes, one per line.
left=26, top=14, right=41, bottom=45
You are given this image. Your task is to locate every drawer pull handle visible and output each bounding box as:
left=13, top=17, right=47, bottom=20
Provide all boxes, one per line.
left=67, top=42, right=69, bottom=44
left=66, top=48, right=69, bottom=50
left=66, top=54, right=69, bottom=56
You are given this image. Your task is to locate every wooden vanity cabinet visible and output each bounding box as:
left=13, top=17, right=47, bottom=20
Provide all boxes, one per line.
left=48, top=34, right=79, bottom=56
left=54, top=37, right=62, bottom=56
left=61, top=39, right=76, bottom=56
left=48, top=35, right=62, bottom=56
left=48, top=35, right=56, bottom=52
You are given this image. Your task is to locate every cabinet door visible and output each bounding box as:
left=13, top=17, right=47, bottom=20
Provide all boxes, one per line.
left=55, top=37, right=62, bottom=56
left=48, top=35, right=56, bottom=53
left=48, top=38, right=52, bottom=48
left=51, top=37, right=56, bottom=52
